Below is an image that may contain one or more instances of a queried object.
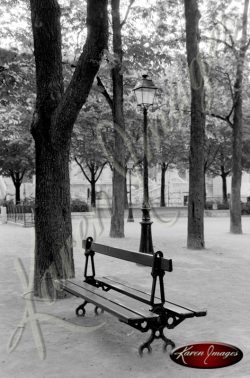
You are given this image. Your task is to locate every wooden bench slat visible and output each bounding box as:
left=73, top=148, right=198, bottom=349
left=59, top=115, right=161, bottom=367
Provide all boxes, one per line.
left=165, top=299, right=206, bottom=317
left=60, top=281, right=142, bottom=322
left=98, top=277, right=203, bottom=318
left=61, top=279, right=158, bottom=322
left=82, top=240, right=173, bottom=272
left=96, top=277, right=151, bottom=305
left=69, top=280, right=159, bottom=320
left=103, top=276, right=206, bottom=316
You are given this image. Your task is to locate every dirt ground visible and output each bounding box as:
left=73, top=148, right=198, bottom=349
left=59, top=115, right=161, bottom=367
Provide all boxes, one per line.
left=0, top=214, right=250, bottom=378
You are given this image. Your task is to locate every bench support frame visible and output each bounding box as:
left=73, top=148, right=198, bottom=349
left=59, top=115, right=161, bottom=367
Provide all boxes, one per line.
left=72, top=237, right=206, bottom=355
left=84, top=237, right=168, bottom=310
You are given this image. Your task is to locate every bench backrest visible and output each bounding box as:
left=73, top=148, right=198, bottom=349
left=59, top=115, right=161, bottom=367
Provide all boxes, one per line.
left=82, top=238, right=173, bottom=272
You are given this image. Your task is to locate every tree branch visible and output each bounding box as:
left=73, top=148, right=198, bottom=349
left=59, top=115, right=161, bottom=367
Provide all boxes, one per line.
left=53, top=0, right=109, bottom=143
left=214, top=20, right=236, bottom=48
left=162, top=162, right=169, bottom=172
left=121, top=0, right=135, bottom=28
left=206, top=112, right=233, bottom=127
left=20, top=169, right=26, bottom=182
left=87, top=162, right=94, bottom=172
left=96, top=76, right=113, bottom=109
left=205, top=145, right=220, bottom=171
left=95, top=161, right=107, bottom=182
left=241, top=0, right=249, bottom=49
left=227, top=104, right=235, bottom=123
left=74, top=157, right=91, bottom=183
left=9, top=170, right=16, bottom=185
left=224, top=72, right=234, bottom=102
left=203, top=36, right=237, bottom=56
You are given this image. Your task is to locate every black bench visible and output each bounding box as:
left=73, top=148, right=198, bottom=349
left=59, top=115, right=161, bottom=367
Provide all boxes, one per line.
left=58, top=236, right=207, bottom=355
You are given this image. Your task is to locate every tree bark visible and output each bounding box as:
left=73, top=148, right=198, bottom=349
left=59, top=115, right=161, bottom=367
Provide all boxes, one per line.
left=230, top=0, right=249, bottom=234
left=34, top=142, right=73, bottom=297
left=160, top=163, right=166, bottom=207
left=30, top=0, right=108, bottom=297
left=221, top=167, right=228, bottom=204
left=124, top=172, right=129, bottom=209
left=110, top=0, right=125, bottom=238
left=204, top=173, right=206, bottom=206
left=9, top=171, right=23, bottom=204
left=90, top=169, right=96, bottom=208
left=15, top=181, right=21, bottom=205
left=230, top=102, right=243, bottom=232
left=184, top=0, right=205, bottom=249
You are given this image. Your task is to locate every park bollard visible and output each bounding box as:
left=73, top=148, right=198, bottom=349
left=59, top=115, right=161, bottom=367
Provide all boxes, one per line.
left=0, top=206, right=7, bottom=224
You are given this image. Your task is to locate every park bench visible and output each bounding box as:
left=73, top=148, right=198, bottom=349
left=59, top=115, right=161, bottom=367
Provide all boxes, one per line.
left=58, top=236, right=207, bottom=355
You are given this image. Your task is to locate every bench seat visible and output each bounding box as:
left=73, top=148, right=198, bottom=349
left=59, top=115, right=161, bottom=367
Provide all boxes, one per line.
left=60, top=279, right=159, bottom=323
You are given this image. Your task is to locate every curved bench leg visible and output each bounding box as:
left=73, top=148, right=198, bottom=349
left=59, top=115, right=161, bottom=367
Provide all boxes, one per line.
left=139, top=327, right=175, bottom=356
left=76, top=300, right=88, bottom=317
left=138, top=331, right=154, bottom=356
left=94, top=306, right=104, bottom=316
left=161, top=329, right=175, bottom=351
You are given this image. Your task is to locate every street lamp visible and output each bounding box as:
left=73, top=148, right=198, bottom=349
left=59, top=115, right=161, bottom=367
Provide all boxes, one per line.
left=127, top=159, right=134, bottom=222
left=133, top=74, right=158, bottom=254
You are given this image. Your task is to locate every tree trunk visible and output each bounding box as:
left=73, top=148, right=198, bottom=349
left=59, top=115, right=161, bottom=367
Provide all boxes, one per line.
left=230, top=0, right=249, bottom=234
left=204, top=171, right=206, bottom=206
left=221, top=168, right=228, bottom=204
left=184, top=0, right=205, bottom=249
left=110, top=0, right=125, bottom=238
left=90, top=177, right=96, bottom=208
left=160, top=163, right=166, bottom=207
left=230, top=103, right=243, bottom=233
left=30, top=0, right=108, bottom=297
left=124, top=172, right=128, bottom=209
left=15, top=181, right=21, bottom=205
left=34, top=141, right=74, bottom=297
left=9, top=172, right=22, bottom=204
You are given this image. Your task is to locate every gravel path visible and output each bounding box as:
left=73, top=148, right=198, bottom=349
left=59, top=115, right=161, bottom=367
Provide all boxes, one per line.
left=0, top=215, right=249, bottom=378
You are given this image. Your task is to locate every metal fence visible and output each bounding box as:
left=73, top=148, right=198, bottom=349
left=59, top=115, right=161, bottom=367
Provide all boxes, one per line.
left=6, top=204, right=35, bottom=227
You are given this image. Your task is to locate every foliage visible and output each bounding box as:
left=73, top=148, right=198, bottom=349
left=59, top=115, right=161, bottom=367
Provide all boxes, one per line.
left=0, top=117, right=35, bottom=181
left=0, top=50, right=35, bottom=130
left=206, top=122, right=232, bottom=177
left=242, top=136, right=250, bottom=171
left=71, top=101, right=109, bottom=208
left=72, top=102, right=110, bottom=166
left=0, top=198, right=14, bottom=206
left=148, top=113, right=189, bottom=168
left=218, top=202, right=230, bottom=210
left=205, top=200, right=230, bottom=210
left=70, top=199, right=89, bottom=212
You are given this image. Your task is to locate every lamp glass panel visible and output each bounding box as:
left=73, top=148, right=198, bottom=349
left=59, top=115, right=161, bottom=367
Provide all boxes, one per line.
left=134, top=85, right=157, bottom=106
left=141, top=88, right=156, bottom=105
left=134, top=89, right=143, bottom=105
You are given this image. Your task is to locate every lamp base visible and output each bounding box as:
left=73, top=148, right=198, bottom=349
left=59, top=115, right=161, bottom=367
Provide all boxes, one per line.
left=127, top=207, right=134, bottom=222
left=139, top=216, right=154, bottom=254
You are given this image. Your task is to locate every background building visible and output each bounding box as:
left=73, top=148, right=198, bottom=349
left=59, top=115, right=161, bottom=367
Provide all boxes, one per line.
left=1, top=165, right=250, bottom=206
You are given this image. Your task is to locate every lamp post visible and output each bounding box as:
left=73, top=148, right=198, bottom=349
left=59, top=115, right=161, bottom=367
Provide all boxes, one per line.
left=127, top=159, right=134, bottom=222
left=133, top=74, right=158, bottom=254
